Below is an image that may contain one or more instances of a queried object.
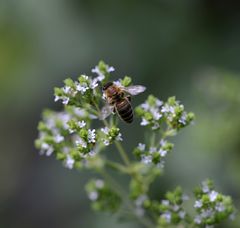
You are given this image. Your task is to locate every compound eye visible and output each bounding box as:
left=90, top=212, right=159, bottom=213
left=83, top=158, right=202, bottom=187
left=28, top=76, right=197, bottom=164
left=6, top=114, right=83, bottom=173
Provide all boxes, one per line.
left=102, top=82, right=113, bottom=91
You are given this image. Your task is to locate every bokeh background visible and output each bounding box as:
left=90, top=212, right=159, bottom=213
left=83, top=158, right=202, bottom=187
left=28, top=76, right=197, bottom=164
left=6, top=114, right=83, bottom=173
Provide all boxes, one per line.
left=1, top=0, right=240, bottom=227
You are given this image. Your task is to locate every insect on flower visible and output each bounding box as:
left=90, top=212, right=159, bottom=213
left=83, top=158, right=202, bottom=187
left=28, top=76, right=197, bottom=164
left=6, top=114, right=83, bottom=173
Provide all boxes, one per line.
left=101, top=81, right=146, bottom=123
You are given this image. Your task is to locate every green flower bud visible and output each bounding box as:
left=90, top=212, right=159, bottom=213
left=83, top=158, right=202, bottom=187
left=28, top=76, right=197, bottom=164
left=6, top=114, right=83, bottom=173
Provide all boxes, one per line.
left=120, top=76, right=132, bottom=87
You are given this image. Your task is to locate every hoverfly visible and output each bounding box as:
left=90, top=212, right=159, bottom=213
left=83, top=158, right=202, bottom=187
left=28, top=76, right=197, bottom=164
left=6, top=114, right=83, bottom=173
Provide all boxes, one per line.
left=101, top=81, right=146, bottom=123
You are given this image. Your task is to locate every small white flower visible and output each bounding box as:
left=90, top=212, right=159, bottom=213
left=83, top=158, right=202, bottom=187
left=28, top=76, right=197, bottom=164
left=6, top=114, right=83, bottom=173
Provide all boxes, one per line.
left=89, top=150, right=96, bottom=157
left=140, top=118, right=149, bottom=126
left=202, top=181, right=210, bottom=193
left=141, top=155, right=152, bottom=164
left=46, top=146, right=54, bottom=156
left=62, top=147, right=70, bottom=154
left=161, top=200, right=170, bottom=206
left=141, top=102, right=150, bottom=111
left=179, top=210, right=186, bottom=219
left=62, top=97, right=69, bottom=105
left=88, top=191, right=98, bottom=201
left=58, top=113, right=72, bottom=129
left=77, top=120, right=86, bottom=128
left=63, top=86, right=71, bottom=94
left=90, top=78, right=98, bottom=89
left=103, top=139, right=110, bottom=146
left=88, top=129, right=96, bottom=143
left=76, top=137, right=87, bottom=148
left=65, top=155, right=74, bottom=169
left=156, top=99, right=163, bottom=107
left=113, top=80, right=122, bottom=87
left=73, top=108, right=86, bottom=117
left=107, top=66, right=115, bottom=72
left=82, top=75, right=89, bottom=80
left=91, top=66, right=99, bottom=74
left=54, top=134, right=64, bottom=143
left=194, top=215, right=202, bottom=224
left=76, top=82, right=89, bottom=94
left=162, top=105, right=175, bottom=114
left=194, top=200, right=203, bottom=208
left=40, top=143, right=54, bottom=156
left=201, top=209, right=213, bottom=218
left=91, top=66, right=105, bottom=81
left=215, top=202, right=225, bottom=212
left=169, top=106, right=175, bottom=114
left=137, top=143, right=145, bottom=151
left=41, top=142, right=49, bottom=150
left=173, top=205, right=180, bottom=211
left=69, top=128, right=74, bottom=134
left=161, top=105, right=169, bottom=113
left=97, top=75, right=105, bottom=81
left=149, top=147, right=156, bottom=153
left=161, top=211, right=171, bottom=223
left=159, top=149, right=167, bottom=157
left=160, top=139, right=167, bottom=147
left=101, top=127, right=109, bottom=135
left=179, top=112, right=187, bottom=125
left=102, top=93, right=107, bottom=100
left=150, top=108, right=162, bottom=120
left=95, top=179, right=104, bottom=189
left=54, top=95, right=61, bottom=102
left=209, top=190, right=218, bottom=202
left=116, top=133, right=123, bottom=141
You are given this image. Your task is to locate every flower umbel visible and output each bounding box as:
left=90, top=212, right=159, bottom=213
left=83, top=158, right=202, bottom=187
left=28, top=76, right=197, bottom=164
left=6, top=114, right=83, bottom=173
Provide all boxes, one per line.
left=35, top=61, right=236, bottom=228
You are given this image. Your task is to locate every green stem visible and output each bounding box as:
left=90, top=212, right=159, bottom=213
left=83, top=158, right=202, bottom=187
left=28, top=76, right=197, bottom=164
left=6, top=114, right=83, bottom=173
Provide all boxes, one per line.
left=114, top=141, right=131, bottom=166
left=105, top=160, right=126, bottom=173
left=150, top=131, right=156, bottom=147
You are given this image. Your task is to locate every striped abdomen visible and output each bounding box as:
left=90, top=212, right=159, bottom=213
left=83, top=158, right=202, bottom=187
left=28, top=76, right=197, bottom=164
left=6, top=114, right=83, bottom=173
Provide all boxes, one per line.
left=115, top=98, right=133, bottom=123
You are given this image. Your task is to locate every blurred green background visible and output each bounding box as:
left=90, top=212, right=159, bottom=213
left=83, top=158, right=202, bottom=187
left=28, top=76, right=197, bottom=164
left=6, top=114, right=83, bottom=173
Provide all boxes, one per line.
left=1, top=0, right=240, bottom=227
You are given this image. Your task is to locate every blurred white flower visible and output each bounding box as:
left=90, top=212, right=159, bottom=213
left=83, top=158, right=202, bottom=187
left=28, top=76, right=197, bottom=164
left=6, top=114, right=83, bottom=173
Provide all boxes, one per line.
left=65, top=155, right=74, bottom=169
left=88, top=129, right=96, bottom=143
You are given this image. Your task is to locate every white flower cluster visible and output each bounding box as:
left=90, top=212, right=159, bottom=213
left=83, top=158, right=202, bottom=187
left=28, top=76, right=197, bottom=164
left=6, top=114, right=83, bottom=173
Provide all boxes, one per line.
left=38, top=111, right=71, bottom=156
left=139, top=97, right=163, bottom=130
left=54, top=74, right=104, bottom=106
left=135, top=139, right=173, bottom=168
left=54, top=85, right=77, bottom=105
left=100, top=126, right=123, bottom=146
left=74, top=128, right=97, bottom=155
left=65, top=153, right=75, bottom=169
left=87, top=179, right=105, bottom=201
left=35, top=109, right=100, bottom=170
left=193, top=180, right=235, bottom=226
left=63, top=128, right=98, bottom=169
left=91, top=63, right=115, bottom=81
left=136, top=95, right=194, bottom=131
left=158, top=189, right=189, bottom=225
left=161, top=101, right=188, bottom=126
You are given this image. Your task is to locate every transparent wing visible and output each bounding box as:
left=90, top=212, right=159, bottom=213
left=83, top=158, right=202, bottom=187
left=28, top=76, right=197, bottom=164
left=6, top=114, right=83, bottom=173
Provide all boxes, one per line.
left=100, top=104, right=114, bottom=120
left=123, top=85, right=146, bottom=96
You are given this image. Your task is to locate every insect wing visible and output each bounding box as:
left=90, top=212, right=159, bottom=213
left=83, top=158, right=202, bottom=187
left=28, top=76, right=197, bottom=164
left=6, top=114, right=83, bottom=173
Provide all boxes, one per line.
left=100, top=104, right=114, bottom=120
left=123, top=85, right=146, bottom=96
